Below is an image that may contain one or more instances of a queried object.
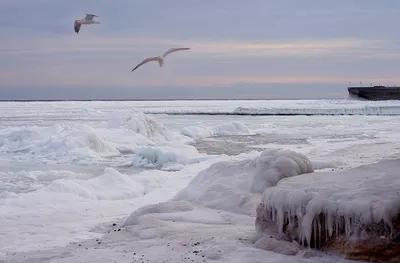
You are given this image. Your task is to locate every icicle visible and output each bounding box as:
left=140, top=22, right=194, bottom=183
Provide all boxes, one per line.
left=327, top=212, right=333, bottom=237
left=318, top=217, right=321, bottom=247
left=277, top=208, right=284, bottom=234
left=301, top=213, right=313, bottom=248
left=345, top=216, right=350, bottom=236
left=335, top=216, right=339, bottom=236
left=313, top=218, right=317, bottom=247
left=271, top=207, right=276, bottom=222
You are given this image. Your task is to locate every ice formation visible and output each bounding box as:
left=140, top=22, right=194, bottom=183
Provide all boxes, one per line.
left=132, top=143, right=202, bottom=168
left=172, top=148, right=313, bottom=215
left=256, top=158, right=400, bottom=248
left=106, top=111, right=179, bottom=142
left=180, top=121, right=251, bottom=139
left=0, top=124, right=120, bottom=163
left=0, top=111, right=193, bottom=166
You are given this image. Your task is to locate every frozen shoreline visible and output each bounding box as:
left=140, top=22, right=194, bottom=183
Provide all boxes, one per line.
left=6, top=149, right=400, bottom=263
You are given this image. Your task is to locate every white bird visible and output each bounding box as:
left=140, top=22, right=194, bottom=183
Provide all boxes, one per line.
left=74, top=14, right=100, bottom=34
left=131, top=48, right=190, bottom=72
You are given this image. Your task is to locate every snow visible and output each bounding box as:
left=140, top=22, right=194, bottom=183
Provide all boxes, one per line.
left=1, top=99, right=400, bottom=263
left=256, top=158, right=400, bottom=248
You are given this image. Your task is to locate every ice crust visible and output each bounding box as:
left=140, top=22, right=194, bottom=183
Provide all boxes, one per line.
left=256, top=158, right=400, bottom=248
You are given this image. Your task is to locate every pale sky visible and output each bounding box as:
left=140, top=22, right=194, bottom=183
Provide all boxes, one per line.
left=1, top=0, right=399, bottom=100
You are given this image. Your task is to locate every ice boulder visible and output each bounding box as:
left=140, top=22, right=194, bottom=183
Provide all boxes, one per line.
left=172, top=148, right=313, bottom=216
left=256, top=158, right=400, bottom=262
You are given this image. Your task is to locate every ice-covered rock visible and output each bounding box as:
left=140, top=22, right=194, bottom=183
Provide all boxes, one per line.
left=330, top=230, right=400, bottom=263
left=256, top=158, right=400, bottom=262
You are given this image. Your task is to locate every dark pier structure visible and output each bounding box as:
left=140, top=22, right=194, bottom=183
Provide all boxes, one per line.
left=348, top=85, right=400, bottom=100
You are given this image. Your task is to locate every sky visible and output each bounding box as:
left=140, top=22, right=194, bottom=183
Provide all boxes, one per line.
left=1, top=0, right=400, bottom=100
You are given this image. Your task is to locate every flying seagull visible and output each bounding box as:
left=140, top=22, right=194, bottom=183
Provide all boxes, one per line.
left=74, top=14, right=100, bottom=34
left=131, top=48, right=190, bottom=72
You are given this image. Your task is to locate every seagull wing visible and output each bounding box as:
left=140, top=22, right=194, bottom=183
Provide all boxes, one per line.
left=162, top=47, right=190, bottom=58
left=85, top=14, right=98, bottom=20
left=132, top=57, right=159, bottom=72
left=74, top=21, right=81, bottom=33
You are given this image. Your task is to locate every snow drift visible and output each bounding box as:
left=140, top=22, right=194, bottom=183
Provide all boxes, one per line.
left=256, top=158, right=400, bottom=257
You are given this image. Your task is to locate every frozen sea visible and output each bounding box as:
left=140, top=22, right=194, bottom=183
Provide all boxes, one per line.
left=1, top=99, right=400, bottom=263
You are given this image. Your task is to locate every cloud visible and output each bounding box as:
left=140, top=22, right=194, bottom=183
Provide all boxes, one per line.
left=0, top=0, right=399, bottom=99
left=1, top=34, right=388, bottom=58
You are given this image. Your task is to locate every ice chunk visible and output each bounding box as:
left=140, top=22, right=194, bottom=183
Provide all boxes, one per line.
left=0, top=124, right=120, bottom=162
left=256, top=158, right=400, bottom=248
left=173, top=148, right=313, bottom=215
left=106, top=111, right=178, bottom=142
left=132, top=143, right=200, bottom=167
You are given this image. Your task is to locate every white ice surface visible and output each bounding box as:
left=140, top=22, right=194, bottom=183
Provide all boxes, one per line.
left=3, top=99, right=400, bottom=120
left=1, top=100, right=400, bottom=263
left=7, top=205, right=357, bottom=263
left=0, top=155, right=236, bottom=254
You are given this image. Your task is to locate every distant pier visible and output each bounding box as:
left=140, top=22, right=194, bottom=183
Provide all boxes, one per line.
left=348, top=85, right=400, bottom=100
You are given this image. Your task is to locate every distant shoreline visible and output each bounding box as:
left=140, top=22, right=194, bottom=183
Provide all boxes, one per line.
left=0, top=98, right=340, bottom=102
